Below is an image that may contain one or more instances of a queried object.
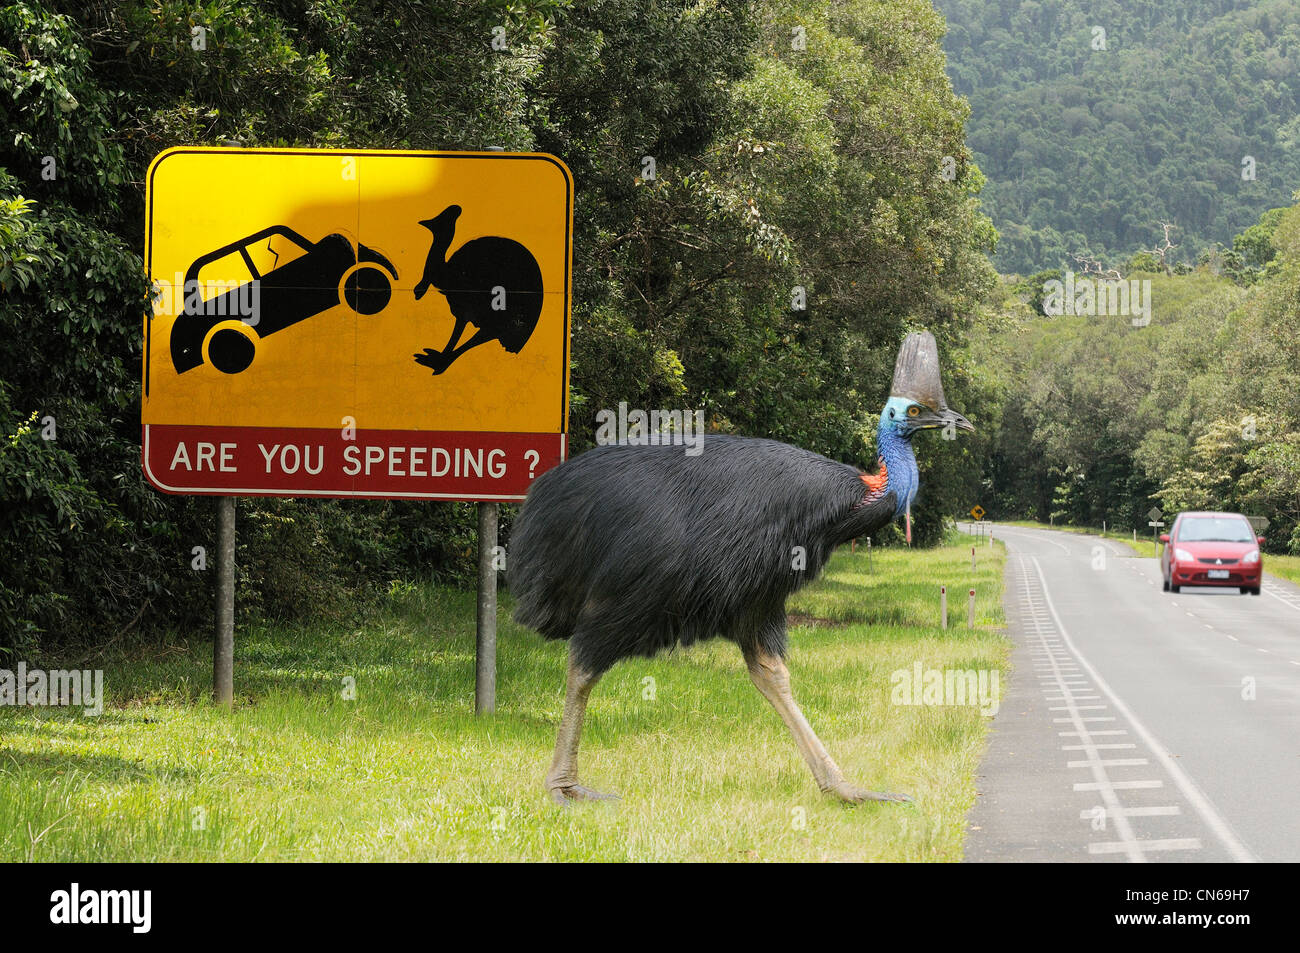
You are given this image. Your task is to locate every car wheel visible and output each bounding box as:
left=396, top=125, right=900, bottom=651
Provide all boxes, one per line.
left=1251, top=587, right=1261, bottom=596
left=204, top=322, right=256, bottom=374
left=1170, top=584, right=1180, bottom=593
left=342, top=264, right=392, bottom=315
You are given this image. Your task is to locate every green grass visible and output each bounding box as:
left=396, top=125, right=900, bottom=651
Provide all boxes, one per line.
left=997, top=519, right=1144, bottom=556
left=0, top=539, right=1006, bottom=862
left=1264, top=554, right=1300, bottom=588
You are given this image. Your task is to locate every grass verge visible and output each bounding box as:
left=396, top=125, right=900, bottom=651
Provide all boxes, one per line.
left=1264, top=554, right=1300, bottom=588
left=0, top=539, right=1006, bottom=861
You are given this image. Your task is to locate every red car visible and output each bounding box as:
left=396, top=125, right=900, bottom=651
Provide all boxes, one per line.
left=1161, top=511, right=1264, bottom=595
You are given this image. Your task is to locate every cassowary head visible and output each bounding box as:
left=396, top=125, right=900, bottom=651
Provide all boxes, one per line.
left=879, top=331, right=974, bottom=439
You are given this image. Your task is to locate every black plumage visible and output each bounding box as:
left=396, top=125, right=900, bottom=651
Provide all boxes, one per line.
left=510, top=331, right=972, bottom=806
left=509, top=436, right=895, bottom=675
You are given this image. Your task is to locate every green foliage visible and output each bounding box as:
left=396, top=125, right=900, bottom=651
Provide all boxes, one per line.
left=976, top=201, right=1300, bottom=552
left=0, top=390, right=97, bottom=651
left=939, top=0, right=1300, bottom=275
left=1, top=0, right=997, bottom=653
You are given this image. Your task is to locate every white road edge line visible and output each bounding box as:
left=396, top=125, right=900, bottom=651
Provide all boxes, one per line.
left=1030, top=556, right=1258, bottom=863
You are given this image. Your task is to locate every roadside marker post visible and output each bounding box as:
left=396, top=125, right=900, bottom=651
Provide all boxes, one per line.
left=968, top=589, right=976, bottom=629
left=941, top=586, right=948, bottom=629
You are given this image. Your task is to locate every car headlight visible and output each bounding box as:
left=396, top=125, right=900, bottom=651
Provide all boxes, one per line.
left=1244, top=549, right=1259, bottom=564
left=1175, top=548, right=1194, bottom=562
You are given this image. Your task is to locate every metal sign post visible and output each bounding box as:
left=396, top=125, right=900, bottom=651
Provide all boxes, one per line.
left=476, top=502, right=498, bottom=714
left=1148, top=520, right=1165, bottom=555
left=1147, top=507, right=1165, bottom=558
left=214, top=495, right=235, bottom=707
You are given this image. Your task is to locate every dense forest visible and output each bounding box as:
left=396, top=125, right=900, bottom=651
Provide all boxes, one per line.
left=0, top=0, right=995, bottom=654
left=4, top=0, right=1298, bottom=660
left=977, top=198, right=1300, bottom=553
left=938, top=0, right=1300, bottom=275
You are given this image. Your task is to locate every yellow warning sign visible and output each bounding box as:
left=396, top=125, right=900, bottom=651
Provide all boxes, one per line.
left=142, top=148, right=573, bottom=500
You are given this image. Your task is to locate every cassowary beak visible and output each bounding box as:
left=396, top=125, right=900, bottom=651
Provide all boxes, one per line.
left=911, top=406, right=975, bottom=433
left=943, top=407, right=975, bottom=433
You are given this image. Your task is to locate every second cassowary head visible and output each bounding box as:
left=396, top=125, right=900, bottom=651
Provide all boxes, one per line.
left=880, top=331, right=974, bottom=438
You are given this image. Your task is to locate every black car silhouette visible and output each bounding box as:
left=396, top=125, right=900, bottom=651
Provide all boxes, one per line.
left=170, top=225, right=398, bottom=375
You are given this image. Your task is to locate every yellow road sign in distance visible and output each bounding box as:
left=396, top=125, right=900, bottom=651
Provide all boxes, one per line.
left=970, top=505, right=985, bottom=521
left=142, top=148, right=573, bottom=499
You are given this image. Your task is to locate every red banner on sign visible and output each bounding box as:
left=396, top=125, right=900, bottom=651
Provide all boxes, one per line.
left=142, top=425, right=564, bottom=500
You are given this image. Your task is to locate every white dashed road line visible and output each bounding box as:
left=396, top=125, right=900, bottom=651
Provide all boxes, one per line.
left=1026, top=555, right=1258, bottom=863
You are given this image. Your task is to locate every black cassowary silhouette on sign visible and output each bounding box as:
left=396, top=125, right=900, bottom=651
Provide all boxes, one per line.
left=412, top=205, right=543, bottom=374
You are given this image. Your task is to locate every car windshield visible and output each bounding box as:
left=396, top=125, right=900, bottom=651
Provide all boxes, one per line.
left=1178, top=517, right=1255, bottom=543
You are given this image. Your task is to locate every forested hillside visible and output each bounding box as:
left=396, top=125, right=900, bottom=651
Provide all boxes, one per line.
left=975, top=199, right=1300, bottom=553
left=1, top=0, right=994, bottom=653
left=938, top=0, right=1300, bottom=274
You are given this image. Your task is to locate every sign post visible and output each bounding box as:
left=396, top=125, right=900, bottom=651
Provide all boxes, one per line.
left=143, top=148, right=574, bottom=710
left=475, top=501, right=498, bottom=714
left=214, top=495, right=235, bottom=707
left=1147, top=507, right=1164, bottom=558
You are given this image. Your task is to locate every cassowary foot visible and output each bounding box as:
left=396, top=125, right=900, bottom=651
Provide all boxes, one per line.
left=413, top=348, right=450, bottom=374
left=824, top=780, right=914, bottom=805
left=548, top=783, right=620, bottom=807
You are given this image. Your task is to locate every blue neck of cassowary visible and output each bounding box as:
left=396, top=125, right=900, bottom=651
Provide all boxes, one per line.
left=877, top=415, right=920, bottom=519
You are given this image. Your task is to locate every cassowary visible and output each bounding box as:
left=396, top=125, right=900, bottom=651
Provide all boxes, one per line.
left=508, top=331, right=973, bottom=805
left=412, top=205, right=543, bottom=374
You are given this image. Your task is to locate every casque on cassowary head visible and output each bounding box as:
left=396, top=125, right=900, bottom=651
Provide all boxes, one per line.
left=508, top=330, right=973, bottom=806
left=877, top=330, right=972, bottom=542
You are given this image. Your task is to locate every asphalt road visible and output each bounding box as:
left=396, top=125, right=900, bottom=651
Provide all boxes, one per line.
left=964, top=523, right=1300, bottom=863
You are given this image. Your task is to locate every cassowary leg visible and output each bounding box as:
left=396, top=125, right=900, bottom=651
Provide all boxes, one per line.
left=413, top=316, right=469, bottom=373
left=745, top=647, right=912, bottom=805
left=435, top=326, right=498, bottom=365
left=545, top=654, right=618, bottom=806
